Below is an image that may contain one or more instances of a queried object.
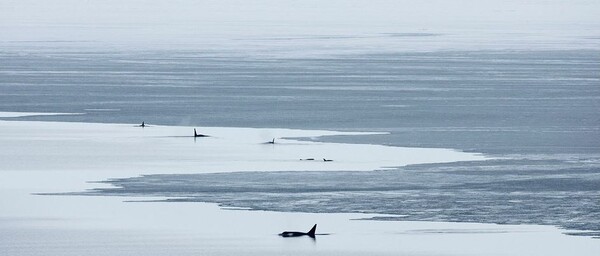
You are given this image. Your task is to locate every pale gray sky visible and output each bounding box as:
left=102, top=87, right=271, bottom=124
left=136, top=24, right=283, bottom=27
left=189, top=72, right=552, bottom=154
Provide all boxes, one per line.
left=1, top=0, right=598, bottom=51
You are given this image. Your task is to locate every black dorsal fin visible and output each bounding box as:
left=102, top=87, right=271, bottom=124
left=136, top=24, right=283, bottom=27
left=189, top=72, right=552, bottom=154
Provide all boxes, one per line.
left=307, top=224, right=317, bottom=237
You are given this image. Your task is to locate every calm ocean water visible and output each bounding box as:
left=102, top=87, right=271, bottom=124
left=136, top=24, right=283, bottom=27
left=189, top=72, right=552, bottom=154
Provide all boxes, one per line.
left=1, top=48, right=598, bottom=154
left=2, top=45, right=599, bottom=234
left=1, top=4, right=600, bottom=256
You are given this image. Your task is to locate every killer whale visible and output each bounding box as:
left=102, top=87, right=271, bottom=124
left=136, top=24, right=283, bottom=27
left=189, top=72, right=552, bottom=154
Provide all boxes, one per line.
left=279, top=224, right=317, bottom=238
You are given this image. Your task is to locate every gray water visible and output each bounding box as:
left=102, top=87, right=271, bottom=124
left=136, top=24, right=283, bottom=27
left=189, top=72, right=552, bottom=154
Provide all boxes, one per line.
left=2, top=47, right=600, bottom=235
left=79, top=158, right=600, bottom=237
left=2, top=49, right=598, bottom=155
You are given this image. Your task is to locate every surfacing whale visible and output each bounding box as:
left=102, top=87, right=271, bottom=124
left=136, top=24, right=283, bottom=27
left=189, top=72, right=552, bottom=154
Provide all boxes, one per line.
left=279, top=224, right=317, bottom=238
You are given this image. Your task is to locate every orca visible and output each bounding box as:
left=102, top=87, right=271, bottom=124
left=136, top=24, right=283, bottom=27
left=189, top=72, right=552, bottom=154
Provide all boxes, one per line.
left=301, top=158, right=315, bottom=161
left=279, top=224, right=317, bottom=238
left=323, top=158, right=333, bottom=162
left=139, top=121, right=145, bottom=127
left=267, top=138, right=275, bottom=144
left=194, top=128, right=208, bottom=137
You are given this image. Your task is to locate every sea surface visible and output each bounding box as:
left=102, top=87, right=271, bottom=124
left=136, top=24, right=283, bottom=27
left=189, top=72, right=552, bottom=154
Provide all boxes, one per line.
left=2, top=45, right=599, bottom=236
left=1, top=48, right=598, bottom=155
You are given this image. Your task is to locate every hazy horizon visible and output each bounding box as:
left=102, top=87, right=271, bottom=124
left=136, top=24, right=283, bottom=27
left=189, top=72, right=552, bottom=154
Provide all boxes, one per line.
left=1, top=0, right=599, bottom=53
